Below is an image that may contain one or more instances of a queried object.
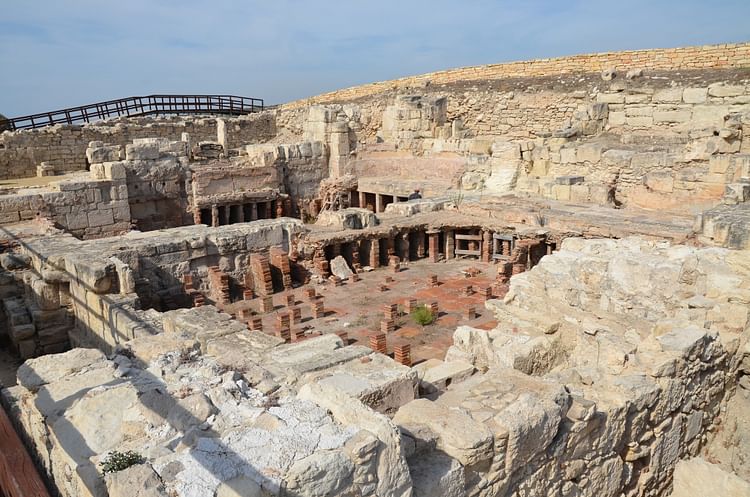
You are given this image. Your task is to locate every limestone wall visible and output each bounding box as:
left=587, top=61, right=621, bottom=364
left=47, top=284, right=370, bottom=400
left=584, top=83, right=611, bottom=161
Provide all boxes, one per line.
left=396, top=237, right=750, bottom=497
left=0, top=113, right=276, bottom=180
left=283, top=42, right=750, bottom=107
left=0, top=173, right=132, bottom=238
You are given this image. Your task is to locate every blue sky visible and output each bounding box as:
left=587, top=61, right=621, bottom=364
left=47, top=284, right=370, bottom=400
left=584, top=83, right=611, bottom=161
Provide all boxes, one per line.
left=1, top=0, right=748, bottom=116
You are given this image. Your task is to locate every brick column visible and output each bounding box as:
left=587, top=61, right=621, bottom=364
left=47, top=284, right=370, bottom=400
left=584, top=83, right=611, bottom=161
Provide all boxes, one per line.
left=445, top=230, right=455, bottom=260
left=236, top=205, right=245, bottom=223
left=427, top=230, right=439, bottom=262
left=482, top=230, right=492, bottom=263
left=359, top=191, right=366, bottom=209
left=369, top=239, right=380, bottom=268
left=250, top=203, right=258, bottom=221
left=375, top=194, right=383, bottom=213
left=211, top=205, right=219, bottom=227
left=193, top=209, right=202, bottom=225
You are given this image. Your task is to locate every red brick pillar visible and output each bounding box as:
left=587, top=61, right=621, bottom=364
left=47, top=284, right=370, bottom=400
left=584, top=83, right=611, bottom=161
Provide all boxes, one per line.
left=445, top=230, right=455, bottom=260
left=428, top=231, right=440, bottom=263
left=394, top=344, right=411, bottom=366
left=369, top=239, right=380, bottom=268
left=369, top=333, right=387, bottom=353
left=482, top=230, right=492, bottom=263
left=248, top=316, right=263, bottom=332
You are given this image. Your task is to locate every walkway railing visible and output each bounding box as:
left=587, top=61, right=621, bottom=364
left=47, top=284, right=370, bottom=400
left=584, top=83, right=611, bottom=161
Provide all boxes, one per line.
left=0, top=95, right=264, bottom=131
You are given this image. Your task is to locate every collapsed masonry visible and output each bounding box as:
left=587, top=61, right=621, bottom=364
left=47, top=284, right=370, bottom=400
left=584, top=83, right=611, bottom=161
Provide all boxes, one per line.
left=0, top=42, right=749, bottom=497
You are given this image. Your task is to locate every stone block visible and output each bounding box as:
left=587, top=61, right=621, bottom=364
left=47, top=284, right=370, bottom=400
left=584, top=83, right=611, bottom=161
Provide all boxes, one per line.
left=559, top=148, right=577, bottom=163
left=11, top=323, right=35, bottom=341
left=653, top=110, right=692, bottom=123
left=125, top=143, right=160, bottom=161
left=491, top=141, right=521, bottom=160
left=596, top=93, right=625, bottom=104
left=653, top=88, right=683, bottom=103
left=569, top=184, right=590, bottom=203
left=625, top=106, right=654, bottom=117
left=88, top=209, right=114, bottom=228
left=86, top=144, right=122, bottom=164
left=608, top=111, right=626, bottom=126
left=103, top=162, right=127, bottom=180
left=682, top=87, right=708, bottom=104
left=394, top=398, right=494, bottom=467
left=552, top=184, right=571, bottom=201
left=709, top=155, right=732, bottom=174
left=576, top=144, right=602, bottom=162
left=626, top=116, right=654, bottom=127
left=644, top=172, right=675, bottom=193
left=708, top=83, right=745, bottom=97
left=493, top=393, right=563, bottom=473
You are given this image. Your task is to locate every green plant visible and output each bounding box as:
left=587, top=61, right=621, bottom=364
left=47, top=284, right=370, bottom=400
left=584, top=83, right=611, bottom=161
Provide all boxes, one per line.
left=449, top=190, right=465, bottom=209
left=411, top=305, right=435, bottom=326
left=100, top=450, right=144, bottom=474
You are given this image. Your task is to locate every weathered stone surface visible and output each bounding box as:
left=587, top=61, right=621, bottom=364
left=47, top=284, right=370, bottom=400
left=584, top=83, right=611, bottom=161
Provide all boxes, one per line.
left=394, top=398, right=494, bottom=467
left=670, top=458, right=750, bottom=497
left=16, top=347, right=107, bottom=390
left=329, top=255, right=354, bottom=280
left=105, top=464, right=168, bottom=497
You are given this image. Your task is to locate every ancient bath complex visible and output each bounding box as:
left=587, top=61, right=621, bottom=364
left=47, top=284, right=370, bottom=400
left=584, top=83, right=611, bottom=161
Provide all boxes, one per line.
left=0, top=42, right=749, bottom=497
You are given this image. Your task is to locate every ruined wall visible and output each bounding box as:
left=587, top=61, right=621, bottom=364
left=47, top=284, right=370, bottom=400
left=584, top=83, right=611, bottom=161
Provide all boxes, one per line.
left=0, top=173, right=132, bottom=238
left=397, top=237, right=750, bottom=497
left=284, top=42, right=750, bottom=107
left=0, top=113, right=276, bottom=180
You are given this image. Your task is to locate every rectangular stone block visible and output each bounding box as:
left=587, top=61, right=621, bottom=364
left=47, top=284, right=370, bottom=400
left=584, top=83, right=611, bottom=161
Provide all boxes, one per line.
left=653, top=110, right=692, bottom=123
left=653, top=88, right=683, bottom=103
left=555, top=176, right=585, bottom=186
left=683, top=87, right=708, bottom=104
left=87, top=209, right=114, bottom=228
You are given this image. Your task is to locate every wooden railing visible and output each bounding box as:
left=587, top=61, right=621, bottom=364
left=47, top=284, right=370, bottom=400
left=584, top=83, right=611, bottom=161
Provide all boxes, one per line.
left=0, top=94, right=264, bottom=131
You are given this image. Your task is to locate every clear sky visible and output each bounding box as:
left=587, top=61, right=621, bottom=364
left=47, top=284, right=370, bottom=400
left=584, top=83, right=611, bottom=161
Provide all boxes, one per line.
left=1, top=0, right=748, bottom=117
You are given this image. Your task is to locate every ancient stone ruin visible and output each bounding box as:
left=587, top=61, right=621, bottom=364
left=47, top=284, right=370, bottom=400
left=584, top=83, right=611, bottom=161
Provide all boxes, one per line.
left=0, top=42, right=749, bottom=497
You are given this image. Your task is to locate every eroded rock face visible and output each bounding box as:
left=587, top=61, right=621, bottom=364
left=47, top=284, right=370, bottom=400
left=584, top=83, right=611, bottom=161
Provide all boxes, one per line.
left=6, top=341, right=407, bottom=497
left=396, top=237, right=750, bottom=497
left=670, top=458, right=750, bottom=497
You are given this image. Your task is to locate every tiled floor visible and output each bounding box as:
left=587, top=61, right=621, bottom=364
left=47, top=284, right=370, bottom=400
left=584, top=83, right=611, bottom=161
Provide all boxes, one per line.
left=224, top=258, right=507, bottom=365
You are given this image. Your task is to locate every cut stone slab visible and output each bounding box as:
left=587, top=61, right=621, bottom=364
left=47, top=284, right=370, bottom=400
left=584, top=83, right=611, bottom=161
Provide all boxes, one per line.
left=309, top=353, right=417, bottom=415
left=394, top=398, right=494, bottom=467
left=17, top=348, right=107, bottom=390
left=670, top=458, right=750, bottom=497
left=330, top=255, right=354, bottom=280
left=105, top=463, right=168, bottom=497
left=414, top=359, right=475, bottom=394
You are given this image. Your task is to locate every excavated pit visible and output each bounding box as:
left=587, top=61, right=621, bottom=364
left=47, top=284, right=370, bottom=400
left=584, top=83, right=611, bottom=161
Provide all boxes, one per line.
left=1, top=42, right=750, bottom=497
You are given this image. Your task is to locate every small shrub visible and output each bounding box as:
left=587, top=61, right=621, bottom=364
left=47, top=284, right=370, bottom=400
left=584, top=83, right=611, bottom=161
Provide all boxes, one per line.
left=411, top=305, right=435, bottom=326
left=100, top=450, right=144, bottom=474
